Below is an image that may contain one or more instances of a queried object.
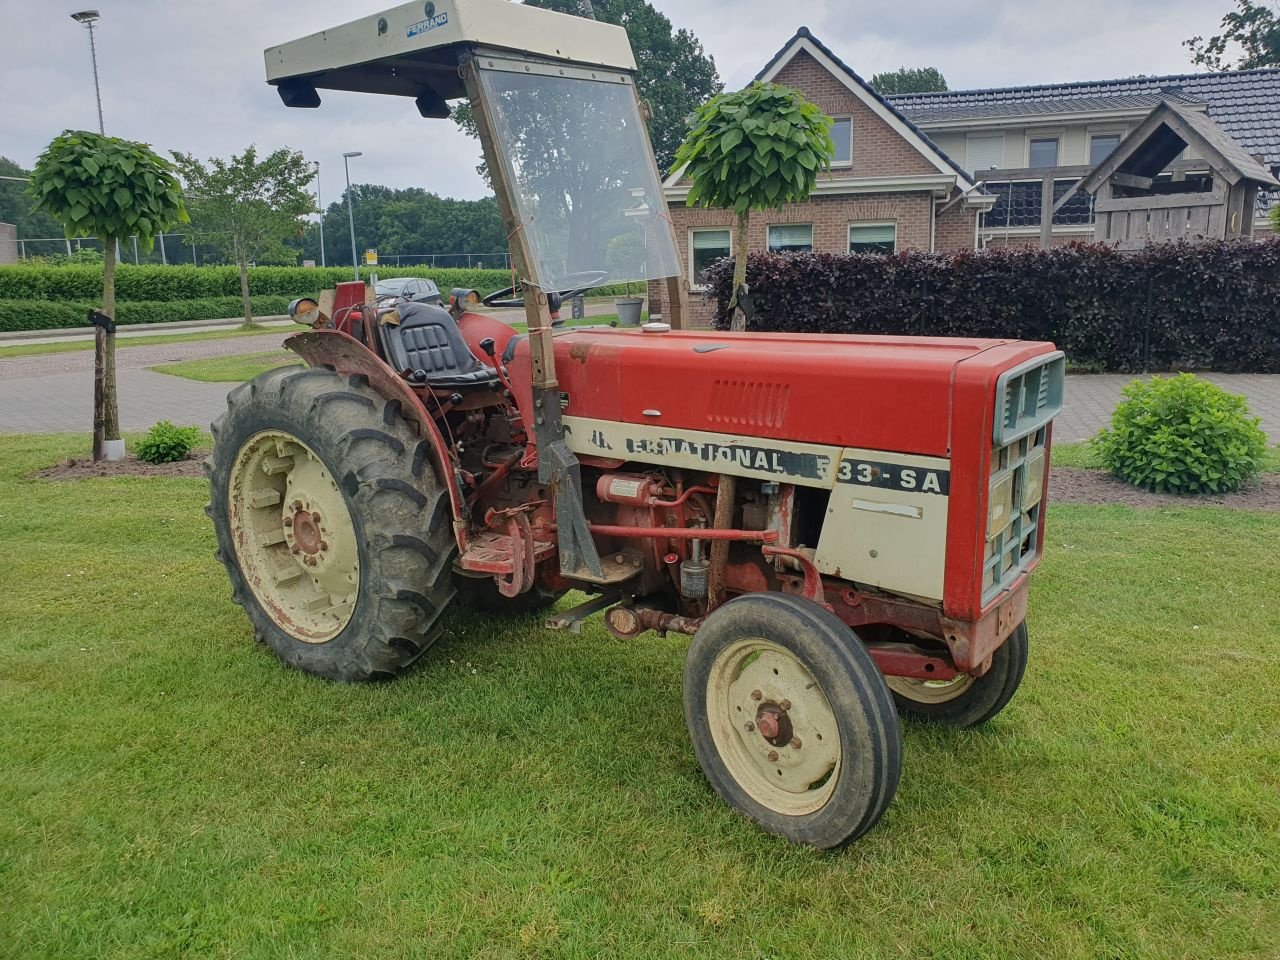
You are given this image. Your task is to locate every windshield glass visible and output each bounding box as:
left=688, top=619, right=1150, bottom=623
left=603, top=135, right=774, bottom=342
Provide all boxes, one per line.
left=375, top=279, right=411, bottom=295
left=477, top=64, right=681, bottom=289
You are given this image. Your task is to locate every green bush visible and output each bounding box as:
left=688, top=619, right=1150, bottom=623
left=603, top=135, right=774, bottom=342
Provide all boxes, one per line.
left=0, top=296, right=295, bottom=332
left=1092, top=374, right=1268, bottom=493
left=135, top=421, right=202, bottom=464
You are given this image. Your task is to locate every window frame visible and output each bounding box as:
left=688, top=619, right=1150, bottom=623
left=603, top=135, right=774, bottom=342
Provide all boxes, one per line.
left=848, top=221, right=897, bottom=255
left=830, top=116, right=853, bottom=168
left=1087, top=129, right=1124, bottom=167
left=1027, top=135, right=1061, bottom=169
left=688, top=226, right=733, bottom=291
left=766, top=223, right=814, bottom=254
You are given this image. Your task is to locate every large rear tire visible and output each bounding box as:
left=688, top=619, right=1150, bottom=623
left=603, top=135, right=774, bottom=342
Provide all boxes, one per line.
left=683, top=593, right=902, bottom=849
left=885, top=621, right=1028, bottom=728
left=206, top=366, right=456, bottom=681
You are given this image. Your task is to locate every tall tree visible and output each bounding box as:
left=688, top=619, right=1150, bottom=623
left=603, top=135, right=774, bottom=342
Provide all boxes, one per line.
left=171, top=147, right=315, bottom=327
left=1185, top=1, right=1280, bottom=69
left=870, top=67, right=949, bottom=95
left=674, top=81, right=834, bottom=331
left=30, top=131, right=187, bottom=460
left=455, top=0, right=721, bottom=176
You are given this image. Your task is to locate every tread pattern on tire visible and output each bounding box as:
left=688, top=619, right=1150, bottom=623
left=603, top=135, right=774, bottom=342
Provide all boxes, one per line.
left=206, top=366, right=456, bottom=681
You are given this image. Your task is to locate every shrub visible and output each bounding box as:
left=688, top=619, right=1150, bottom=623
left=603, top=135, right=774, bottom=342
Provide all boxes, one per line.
left=700, top=239, right=1280, bottom=373
left=0, top=296, right=295, bottom=332
left=135, top=421, right=202, bottom=464
left=1092, top=374, right=1268, bottom=493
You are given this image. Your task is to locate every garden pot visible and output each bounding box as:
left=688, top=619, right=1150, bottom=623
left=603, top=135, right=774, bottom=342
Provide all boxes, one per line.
left=615, top=297, right=644, bottom=326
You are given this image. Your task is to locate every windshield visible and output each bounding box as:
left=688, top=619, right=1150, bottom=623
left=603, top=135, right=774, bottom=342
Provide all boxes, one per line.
left=477, top=62, right=681, bottom=289
left=375, top=279, right=411, bottom=295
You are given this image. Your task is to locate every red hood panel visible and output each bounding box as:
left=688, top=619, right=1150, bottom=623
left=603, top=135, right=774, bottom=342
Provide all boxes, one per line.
left=541, top=327, right=1058, bottom=457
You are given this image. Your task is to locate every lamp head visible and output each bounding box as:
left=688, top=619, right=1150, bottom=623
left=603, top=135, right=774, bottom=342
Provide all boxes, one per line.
left=342, top=151, right=363, bottom=159
left=71, top=10, right=100, bottom=23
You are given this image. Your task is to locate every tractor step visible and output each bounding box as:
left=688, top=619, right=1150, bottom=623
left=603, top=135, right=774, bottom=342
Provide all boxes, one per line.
left=457, top=529, right=556, bottom=576
left=561, top=553, right=645, bottom=585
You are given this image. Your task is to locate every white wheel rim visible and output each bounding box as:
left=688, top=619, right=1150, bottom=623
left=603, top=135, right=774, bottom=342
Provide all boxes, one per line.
left=705, top=638, right=841, bottom=816
left=228, top=430, right=360, bottom=643
left=885, top=673, right=976, bottom=704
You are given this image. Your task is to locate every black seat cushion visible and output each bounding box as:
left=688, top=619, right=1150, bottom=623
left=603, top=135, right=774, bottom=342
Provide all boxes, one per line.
left=381, top=302, right=499, bottom=390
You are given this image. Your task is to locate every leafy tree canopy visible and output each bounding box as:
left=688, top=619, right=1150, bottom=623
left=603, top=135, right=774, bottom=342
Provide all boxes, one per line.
left=869, top=66, right=949, bottom=95
left=171, top=146, right=315, bottom=267
left=455, top=0, right=721, bottom=176
left=30, top=131, right=187, bottom=251
left=1185, top=0, right=1280, bottom=69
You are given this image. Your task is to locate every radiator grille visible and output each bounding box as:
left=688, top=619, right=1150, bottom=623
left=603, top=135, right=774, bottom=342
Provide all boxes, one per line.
left=707, top=379, right=791, bottom=429
left=994, top=352, right=1065, bottom=446
left=983, top=427, right=1048, bottom=603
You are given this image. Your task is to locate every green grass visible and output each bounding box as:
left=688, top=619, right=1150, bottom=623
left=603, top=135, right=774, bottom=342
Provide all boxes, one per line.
left=2, top=433, right=1278, bottom=959
left=1053, top=440, right=1280, bottom=473
left=0, top=324, right=289, bottom=359
left=153, top=350, right=300, bottom=383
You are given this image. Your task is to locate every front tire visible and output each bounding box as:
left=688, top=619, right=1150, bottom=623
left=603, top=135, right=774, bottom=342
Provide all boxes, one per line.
left=206, top=366, right=456, bottom=681
left=683, top=593, right=902, bottom=849
left=885, top=621, right=1028, bottom=727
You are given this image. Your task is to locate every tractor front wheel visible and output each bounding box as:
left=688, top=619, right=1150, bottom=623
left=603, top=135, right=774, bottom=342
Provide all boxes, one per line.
left=206, top=366, right=456, bottom=681
left=885, top=621, right=1028, bottom=727
left=683, top=593, right=902, bottom=849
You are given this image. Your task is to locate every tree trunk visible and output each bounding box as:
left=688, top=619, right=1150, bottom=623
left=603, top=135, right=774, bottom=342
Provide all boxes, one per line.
left=729, top=208, right=750, bottom=332
left=94, top=238, right=121, bottom=461
left=238, top=254, right=256, bottom=328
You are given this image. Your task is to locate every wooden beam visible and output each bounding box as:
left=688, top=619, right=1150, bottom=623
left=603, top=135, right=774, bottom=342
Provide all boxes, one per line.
left=1110, top=171, right=1154, bottom=190
left=1039, top=175, right=1054, bottom=250
left=1094, top=183, right=1227, bottom=212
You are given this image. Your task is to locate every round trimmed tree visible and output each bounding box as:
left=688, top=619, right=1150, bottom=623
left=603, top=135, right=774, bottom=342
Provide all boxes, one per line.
left=673, top=82, right=834, bottom=330
left=30, top=130, right=188, bottom=460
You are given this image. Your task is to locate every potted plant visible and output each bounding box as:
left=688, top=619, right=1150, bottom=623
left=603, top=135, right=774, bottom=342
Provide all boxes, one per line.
left=607, top=232, right=645, bottom=326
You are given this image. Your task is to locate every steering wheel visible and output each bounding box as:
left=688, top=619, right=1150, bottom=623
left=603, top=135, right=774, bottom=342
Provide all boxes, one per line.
left=482, top=270, right=610, bottom=308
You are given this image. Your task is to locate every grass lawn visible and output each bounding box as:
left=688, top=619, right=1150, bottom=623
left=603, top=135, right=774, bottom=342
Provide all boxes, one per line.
left=1, top=433, right=1277, bottom=959
left=152, top=350, right=300, bottom=383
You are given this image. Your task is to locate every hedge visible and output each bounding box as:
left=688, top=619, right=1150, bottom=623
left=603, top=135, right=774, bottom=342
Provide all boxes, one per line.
left=0, top=296, right=294, bottom=332
left=0, top=264, right=637, bottom=304
left=702, top=238, right=1280, bottom=373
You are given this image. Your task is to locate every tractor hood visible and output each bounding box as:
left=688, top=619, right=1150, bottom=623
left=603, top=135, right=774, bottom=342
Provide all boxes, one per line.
left=525, top=327, right=1059, bottom=458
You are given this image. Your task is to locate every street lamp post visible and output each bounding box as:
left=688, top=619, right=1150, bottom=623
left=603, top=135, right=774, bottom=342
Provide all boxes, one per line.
left=314, top=161, right=327, bottom=268
left=343, top=151, right=362, bottom=281
left=70, top=11, right=105, bottom=134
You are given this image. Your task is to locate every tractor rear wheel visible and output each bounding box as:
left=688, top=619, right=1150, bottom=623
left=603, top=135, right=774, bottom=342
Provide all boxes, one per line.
left=683, top=593, right=902, bottom=849
left=885, top=621, right=1028, bottom=728
left=206, top=366, right=456, bottom=681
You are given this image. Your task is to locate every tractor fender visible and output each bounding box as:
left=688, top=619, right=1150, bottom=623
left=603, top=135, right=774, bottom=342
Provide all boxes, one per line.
left=284, top=328, right=470, bottom=550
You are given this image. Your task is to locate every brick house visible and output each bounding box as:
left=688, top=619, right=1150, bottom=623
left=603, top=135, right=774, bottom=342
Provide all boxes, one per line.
left=654, top=28, right=994, bottom=327
left=889, top=69, right=1280, bottom=248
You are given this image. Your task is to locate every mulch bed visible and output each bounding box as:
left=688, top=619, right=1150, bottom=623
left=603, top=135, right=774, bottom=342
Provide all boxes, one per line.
left=1050, top=466, right=1280, bottom=511
left=33, top=453, right=207, bottom=481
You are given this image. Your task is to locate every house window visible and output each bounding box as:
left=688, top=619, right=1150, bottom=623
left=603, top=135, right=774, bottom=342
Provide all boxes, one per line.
left=767, top=224, right=813, bottom=253
left=849, top=223, right=896, bottom=254
left=831, top=117, right=852, bottom=166
left=1089, top=133, right=1122, bottom=165
left=1029, top=137, right=1060, bottom=168
left=966, top=134, right=1004, bottom=176
left=690, top=228, right=732, bottom=287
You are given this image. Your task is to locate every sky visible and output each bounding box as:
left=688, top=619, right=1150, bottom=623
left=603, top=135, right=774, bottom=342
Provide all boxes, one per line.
left=0, top=0, right=1236, bottom=204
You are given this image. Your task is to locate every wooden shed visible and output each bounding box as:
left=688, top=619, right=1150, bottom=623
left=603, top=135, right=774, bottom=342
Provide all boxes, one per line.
left=1076, top=100, right=1279, bottom=249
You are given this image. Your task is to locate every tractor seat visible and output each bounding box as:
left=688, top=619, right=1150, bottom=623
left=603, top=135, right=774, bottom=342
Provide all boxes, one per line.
left=380, top=302, right=500, bottom=390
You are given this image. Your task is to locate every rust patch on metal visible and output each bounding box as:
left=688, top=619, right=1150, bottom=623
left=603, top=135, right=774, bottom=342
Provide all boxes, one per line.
left=569, top=342, right=591, bottom=364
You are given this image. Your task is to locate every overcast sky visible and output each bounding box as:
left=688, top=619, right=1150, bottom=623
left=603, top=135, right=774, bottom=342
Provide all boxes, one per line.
left=1, top=0, right=1233, bottom=202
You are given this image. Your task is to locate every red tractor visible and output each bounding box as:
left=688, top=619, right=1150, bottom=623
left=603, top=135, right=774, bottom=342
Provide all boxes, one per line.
left=209, top=0, right=1065, bottom=848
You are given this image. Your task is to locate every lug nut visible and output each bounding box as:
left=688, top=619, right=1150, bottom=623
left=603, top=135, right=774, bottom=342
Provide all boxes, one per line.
left=779, top=699, right=792, bottom=711
left=744, top=721, right=755, bottom=732
left=790, top=737, right=802, bottom=749
left=319, top=541, right=329, bottom=552
left=767, top=750, right=779, bottom=762
left=750, top=689, right=762, bottom=701
left=283, top=517, right=293, bottom=527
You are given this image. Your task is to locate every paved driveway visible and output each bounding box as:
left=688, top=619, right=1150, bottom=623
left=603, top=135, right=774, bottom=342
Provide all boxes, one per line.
left=3, top=331, right=1279, bottom=441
